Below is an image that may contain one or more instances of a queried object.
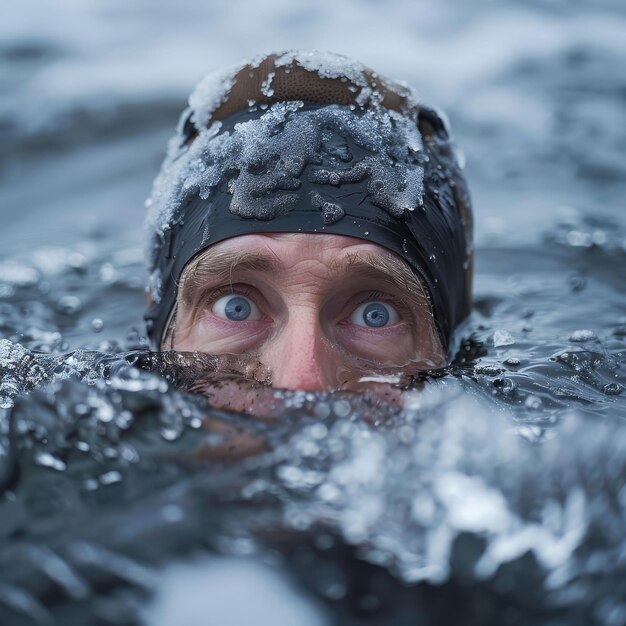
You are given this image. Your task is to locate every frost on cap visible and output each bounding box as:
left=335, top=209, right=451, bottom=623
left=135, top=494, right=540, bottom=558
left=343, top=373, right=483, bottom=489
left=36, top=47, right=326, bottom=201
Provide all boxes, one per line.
left=150, top=101, right=424, bottom=230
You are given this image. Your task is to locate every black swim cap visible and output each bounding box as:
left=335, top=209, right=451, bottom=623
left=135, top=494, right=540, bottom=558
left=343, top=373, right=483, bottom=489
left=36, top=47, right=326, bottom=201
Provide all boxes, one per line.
left=144, top=50, right=473, bottom=356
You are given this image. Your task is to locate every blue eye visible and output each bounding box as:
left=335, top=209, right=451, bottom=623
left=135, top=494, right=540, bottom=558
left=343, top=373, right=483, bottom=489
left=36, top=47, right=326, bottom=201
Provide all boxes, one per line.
left=350, top=301, right=399, bottom=328
left=212, top=295, right=260, bottom=321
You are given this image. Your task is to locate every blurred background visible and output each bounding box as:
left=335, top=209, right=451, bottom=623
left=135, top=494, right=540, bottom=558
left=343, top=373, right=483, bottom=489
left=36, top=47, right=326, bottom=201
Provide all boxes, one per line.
left=2, top=0, right=625, bottom=250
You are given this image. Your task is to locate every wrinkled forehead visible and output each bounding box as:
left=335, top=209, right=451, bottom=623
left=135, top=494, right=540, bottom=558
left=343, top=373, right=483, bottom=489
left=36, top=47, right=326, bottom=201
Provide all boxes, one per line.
left=177, top=232, right=430, bottom=299
left=190, top=232, right=401, bottom=262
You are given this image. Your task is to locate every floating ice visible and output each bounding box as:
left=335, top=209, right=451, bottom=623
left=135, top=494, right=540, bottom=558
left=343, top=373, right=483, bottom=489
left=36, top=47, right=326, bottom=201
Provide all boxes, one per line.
left=569, top=329, right=597, bottom=342
left=493, top=329, right=515, bottom=347
left=34, top=451, right=67, bottom=472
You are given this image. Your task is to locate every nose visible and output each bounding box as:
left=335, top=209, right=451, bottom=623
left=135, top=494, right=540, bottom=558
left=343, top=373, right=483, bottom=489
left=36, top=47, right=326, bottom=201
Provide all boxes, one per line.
left=262, top=315, right=336, bottom=392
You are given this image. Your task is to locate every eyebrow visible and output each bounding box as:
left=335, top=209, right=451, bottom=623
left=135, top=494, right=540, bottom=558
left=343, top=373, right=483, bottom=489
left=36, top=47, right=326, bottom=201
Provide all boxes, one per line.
left=178, top=246, right=432, bottom=313
left=179, top=250, right=281, bottom=304
left=339, top=252, right=430, bottom=308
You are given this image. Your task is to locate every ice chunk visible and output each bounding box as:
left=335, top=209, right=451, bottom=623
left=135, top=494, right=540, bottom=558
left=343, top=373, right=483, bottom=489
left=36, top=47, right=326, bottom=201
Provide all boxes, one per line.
left=569, top=329, right=597, bottom=342
left=493, top=330, right=515, bottom=347
left=260, top=71, right=275, bottom=97
left=355, top=86, right=372, bottom=107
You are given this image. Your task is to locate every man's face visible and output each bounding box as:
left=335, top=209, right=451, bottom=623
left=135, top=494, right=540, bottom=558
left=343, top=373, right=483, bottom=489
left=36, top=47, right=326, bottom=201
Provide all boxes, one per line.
left=168, top=233, right=445, bottom=391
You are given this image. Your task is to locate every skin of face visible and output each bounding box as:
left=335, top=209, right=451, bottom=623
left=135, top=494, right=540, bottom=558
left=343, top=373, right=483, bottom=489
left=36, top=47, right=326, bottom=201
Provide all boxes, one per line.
left=167, top=233, right=445, bottom=391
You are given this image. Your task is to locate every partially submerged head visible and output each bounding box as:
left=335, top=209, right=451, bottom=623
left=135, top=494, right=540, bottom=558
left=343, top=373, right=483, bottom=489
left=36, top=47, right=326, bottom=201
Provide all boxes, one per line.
left=144, top=50, right=473, bottom=391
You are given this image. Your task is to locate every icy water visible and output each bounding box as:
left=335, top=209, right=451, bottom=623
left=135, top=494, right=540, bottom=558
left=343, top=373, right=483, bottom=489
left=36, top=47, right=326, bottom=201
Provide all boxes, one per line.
left=1, top=1, right=626, bottom=625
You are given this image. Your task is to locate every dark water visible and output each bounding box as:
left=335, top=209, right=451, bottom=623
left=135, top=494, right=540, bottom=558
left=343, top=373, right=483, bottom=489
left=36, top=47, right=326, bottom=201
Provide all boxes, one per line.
left=1, top=1, right=626, bottom=624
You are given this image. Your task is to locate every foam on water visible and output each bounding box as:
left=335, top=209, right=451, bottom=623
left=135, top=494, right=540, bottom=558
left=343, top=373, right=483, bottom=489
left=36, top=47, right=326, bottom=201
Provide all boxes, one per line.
left=0, top=327, right=624, bottom=624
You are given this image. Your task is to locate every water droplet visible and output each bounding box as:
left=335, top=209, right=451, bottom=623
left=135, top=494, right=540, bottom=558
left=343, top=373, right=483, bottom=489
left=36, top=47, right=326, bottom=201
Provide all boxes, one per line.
left=99, top=470, right=122, bottom=485
left=161, top=504, right=184, bottom=523
left=160, top=427, right=182, bottom=441
left=517, top=424, right=543, bottom=443
left=493, top=377, right=517, bottom=397
left=332, top=400, right=351, bottom=418
left=323, top=581, right=347, bottom=600
left=309, top=423, right=328, bottom=439
left=91, top=318, right=104, bottom=333
left=103, top=447, right=118, bottom=459
left=120, top=444, right=140, bottom=464
left=0, top=395, right=14, bottom=409
left=115, top=410, right=133, bottom=430
left=56, top=295, right=82, bottom=316
left=397, top=425, right=415, bottom=444
left=34, top=451, right=66, bottom=472
left=313, top=402, right=331, bottom=419
left=602, top=383, right=623, bottom=396
left=568, top=273, right=586, bottom=292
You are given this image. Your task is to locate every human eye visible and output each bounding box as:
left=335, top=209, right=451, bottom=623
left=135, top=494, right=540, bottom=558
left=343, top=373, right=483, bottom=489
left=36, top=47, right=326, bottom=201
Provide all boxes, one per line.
left=212, top=294, right=262, bottom=322
left=349, top=300, right=400, bottom=328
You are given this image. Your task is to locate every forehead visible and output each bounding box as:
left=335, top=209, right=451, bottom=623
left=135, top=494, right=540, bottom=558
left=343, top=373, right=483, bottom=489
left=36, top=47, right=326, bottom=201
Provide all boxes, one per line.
left=177, top=232, right=431, bottom=306
left=192, top=232, right=399, bottom=268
